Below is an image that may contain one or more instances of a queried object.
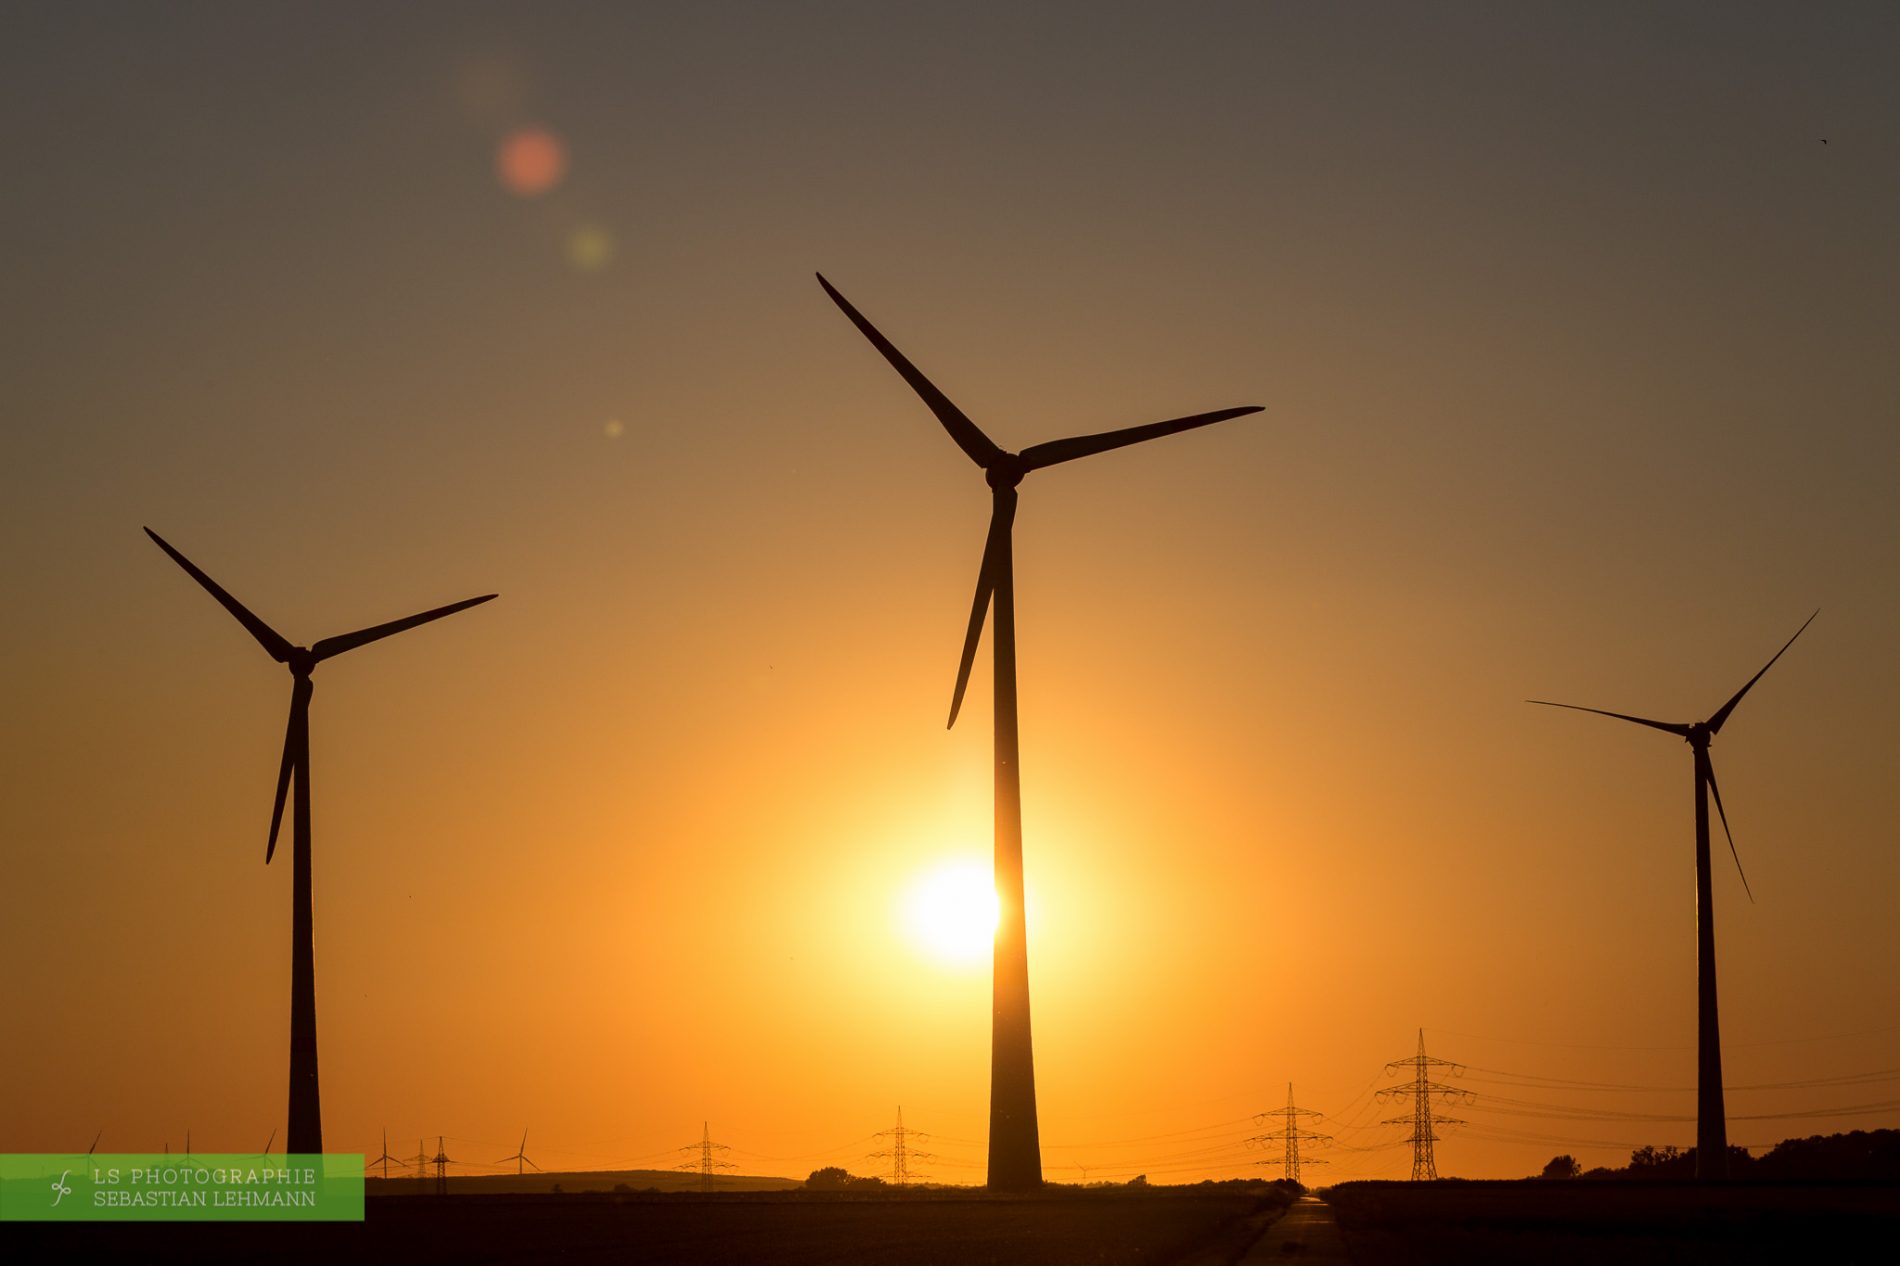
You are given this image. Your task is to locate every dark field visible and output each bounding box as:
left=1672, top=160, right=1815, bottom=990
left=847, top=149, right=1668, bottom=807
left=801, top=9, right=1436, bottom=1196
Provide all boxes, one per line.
left=1328, top=1179, right=1900, bottom=1265
left=15, top=1180, right=1900, bottom=1263
left=6, top=1187, right=1291, bottom=1265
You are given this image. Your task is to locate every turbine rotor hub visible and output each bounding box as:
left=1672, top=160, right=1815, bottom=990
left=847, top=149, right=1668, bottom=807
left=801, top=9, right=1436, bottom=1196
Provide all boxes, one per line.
left=289, top=648, right=316, bottom=678
left=1686, top=722, right=1711, bottom=749
left=986, top=456, right=1026, bottom=490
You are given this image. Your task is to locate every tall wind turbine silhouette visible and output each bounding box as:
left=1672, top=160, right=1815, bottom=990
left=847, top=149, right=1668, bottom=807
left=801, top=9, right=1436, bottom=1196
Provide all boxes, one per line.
left=818, top=274, right=1262, bottom=1190
left=1531, top=610, right=1816, bottom=1180
left=498, top=1129, right=540, bottom=1175
left=145, top=528, right=495, bottom=1155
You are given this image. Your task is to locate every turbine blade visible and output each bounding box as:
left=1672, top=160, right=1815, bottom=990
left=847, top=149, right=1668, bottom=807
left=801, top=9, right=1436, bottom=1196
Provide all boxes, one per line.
left=1707, top=610, right=1819, bottom=735
left=1526, top=700, right=1692, bottom=737
left=948, top=497, right=1014, bottom=729
left=815, top=273, right=1005, bottom=469
left=1704, top=756, right=1754, bottom=903
left=265, top=683, right=309, bottom=864
left=1018, top=406, right=1263, bottom=471
left=145, top=528, right=294, bottom=662
left=88, top=1129, right=102, bottom=1156
left=309, top=594, right=496, bottom=663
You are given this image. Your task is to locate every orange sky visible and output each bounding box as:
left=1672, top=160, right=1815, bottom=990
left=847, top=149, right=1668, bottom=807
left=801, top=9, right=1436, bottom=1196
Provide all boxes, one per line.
left=3, top=3, right=1897, bottom=1183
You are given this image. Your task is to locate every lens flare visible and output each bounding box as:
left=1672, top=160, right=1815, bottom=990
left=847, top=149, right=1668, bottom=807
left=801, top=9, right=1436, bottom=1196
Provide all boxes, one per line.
left=567, top=225, right=615, bottom=271
left=496, top=127, right=567, bottom=197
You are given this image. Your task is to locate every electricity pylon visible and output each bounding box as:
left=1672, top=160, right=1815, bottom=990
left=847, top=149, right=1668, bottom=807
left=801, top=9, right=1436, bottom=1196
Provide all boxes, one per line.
left=868, top=1106, right=934, bottom=1185
left=414, top=1138, right=428, bottom=1190
left=1247, top=1083, right=1330, bottom=1184
left=1377, top=1030, right=1469, bottom=1180
left=678, top=1122, right=736, bottom=1192
left=431, top=1135, right=453, bottom=1195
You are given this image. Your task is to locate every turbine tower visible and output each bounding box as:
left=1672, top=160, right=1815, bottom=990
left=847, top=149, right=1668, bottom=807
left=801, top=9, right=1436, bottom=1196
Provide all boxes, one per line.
left=146, top=528, right=495, bottom=1154
left=818, top=274, right=1262, bottom=1190
left=498, top=1129, right=540, bottom=1176
left=1531, top=611, right=1815, bottom=1179
left=1247, top=1083, right=1329, bottom=1184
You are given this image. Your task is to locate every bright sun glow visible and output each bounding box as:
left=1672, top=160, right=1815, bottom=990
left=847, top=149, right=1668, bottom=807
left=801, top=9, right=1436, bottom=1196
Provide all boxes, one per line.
left=902, top=857, right=999, bottom=965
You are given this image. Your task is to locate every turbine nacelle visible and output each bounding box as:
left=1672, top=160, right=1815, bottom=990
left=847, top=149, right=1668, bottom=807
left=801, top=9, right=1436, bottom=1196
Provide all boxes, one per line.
left=985, top=458, right=1028, bottom=491
left=817, top=273, right=1262, bottom=729
left=1530, top=610, right=1817, bottom=904
left=145, top=527, right=496, bottom=863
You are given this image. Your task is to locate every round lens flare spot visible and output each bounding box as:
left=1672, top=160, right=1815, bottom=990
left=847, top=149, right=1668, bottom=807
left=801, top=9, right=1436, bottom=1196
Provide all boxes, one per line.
left=902, top=858, right=999, bottom=965
left=567, top=225, right=615, bottom=271
left=496, top=127, right=568, bottom=197
left=603, top=418, right=625, bottom=439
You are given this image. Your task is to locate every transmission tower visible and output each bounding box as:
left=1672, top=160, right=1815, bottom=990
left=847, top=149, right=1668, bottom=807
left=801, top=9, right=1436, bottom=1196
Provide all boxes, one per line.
left=677, top=1122, right=737, bottom=1192
left=868, top=1106, right=935, bottom=1185
left=1376, top=1029, right=1469, bottom=1180
left=414, top=1138, right=428, bottom=1190
left=1246, top=1082, right=1330, bottom=1184
left=431, top=1135, right=453, bottom=1195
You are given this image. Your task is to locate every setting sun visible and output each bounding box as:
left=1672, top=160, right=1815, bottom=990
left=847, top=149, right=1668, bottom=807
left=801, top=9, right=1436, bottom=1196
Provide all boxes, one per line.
left=902, top=857, right=1000, bottom=965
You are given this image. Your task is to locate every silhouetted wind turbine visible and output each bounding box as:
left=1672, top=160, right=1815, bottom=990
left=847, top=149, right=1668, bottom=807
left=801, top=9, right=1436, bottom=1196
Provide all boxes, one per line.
left=498, top=1129, right=540, bottom=1176
left=145, top=528, right=495, bottom=1156
left=1531, top=610, right=1816, bottom=1180
left=367, top=1128, right=400, bottom=1178
left=818, top=274, right=1263, bottom=1190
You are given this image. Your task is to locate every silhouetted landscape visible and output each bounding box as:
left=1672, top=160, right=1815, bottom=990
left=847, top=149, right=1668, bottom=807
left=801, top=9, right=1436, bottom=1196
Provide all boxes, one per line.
left=7, top=3, right=1899, bottom=1263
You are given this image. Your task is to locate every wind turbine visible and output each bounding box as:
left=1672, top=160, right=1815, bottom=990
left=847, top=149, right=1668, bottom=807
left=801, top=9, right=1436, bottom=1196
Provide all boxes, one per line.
left=1531, top=610, right=1816, bottom=1180
left=498, top=1129, right=540, bottom=1176
left=818, top=274, right=1263, bottom=1190
left=367, top=1128, right=401, bottom=1178
left=145, top=528, right=496, bottom=1155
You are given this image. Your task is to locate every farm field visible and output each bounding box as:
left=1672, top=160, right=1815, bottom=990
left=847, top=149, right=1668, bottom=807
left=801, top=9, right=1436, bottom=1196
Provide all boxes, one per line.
left=6, top=1186, right=1291, bottom=1265
left=1326, top=1180, right=1900, bottom=1265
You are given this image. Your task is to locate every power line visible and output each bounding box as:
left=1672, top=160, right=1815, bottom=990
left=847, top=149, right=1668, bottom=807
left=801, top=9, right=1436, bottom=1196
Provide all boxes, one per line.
left=867, top=1106, right=934, bottom=1185
left=677, top=1122, right=737, bottom=1192
left=1246, top=1083, right=1330, bottom=1184
left=431, top=1135, right=453, bottom=1196
left=1378, top=1029, right=1469, bottom=1180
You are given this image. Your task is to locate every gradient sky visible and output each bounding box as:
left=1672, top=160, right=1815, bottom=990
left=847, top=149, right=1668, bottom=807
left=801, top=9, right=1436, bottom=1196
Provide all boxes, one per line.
left=4, top=2, right=1897, bottom=1184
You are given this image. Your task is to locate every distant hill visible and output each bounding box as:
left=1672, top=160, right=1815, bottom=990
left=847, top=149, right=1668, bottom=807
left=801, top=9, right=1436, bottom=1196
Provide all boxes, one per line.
left=366, top=1168, right=805, bottom=1195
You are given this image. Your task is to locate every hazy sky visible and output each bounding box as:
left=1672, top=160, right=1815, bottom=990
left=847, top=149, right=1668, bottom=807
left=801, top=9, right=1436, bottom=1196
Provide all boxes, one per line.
left=4, top=2, right=1897, bottom=1183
